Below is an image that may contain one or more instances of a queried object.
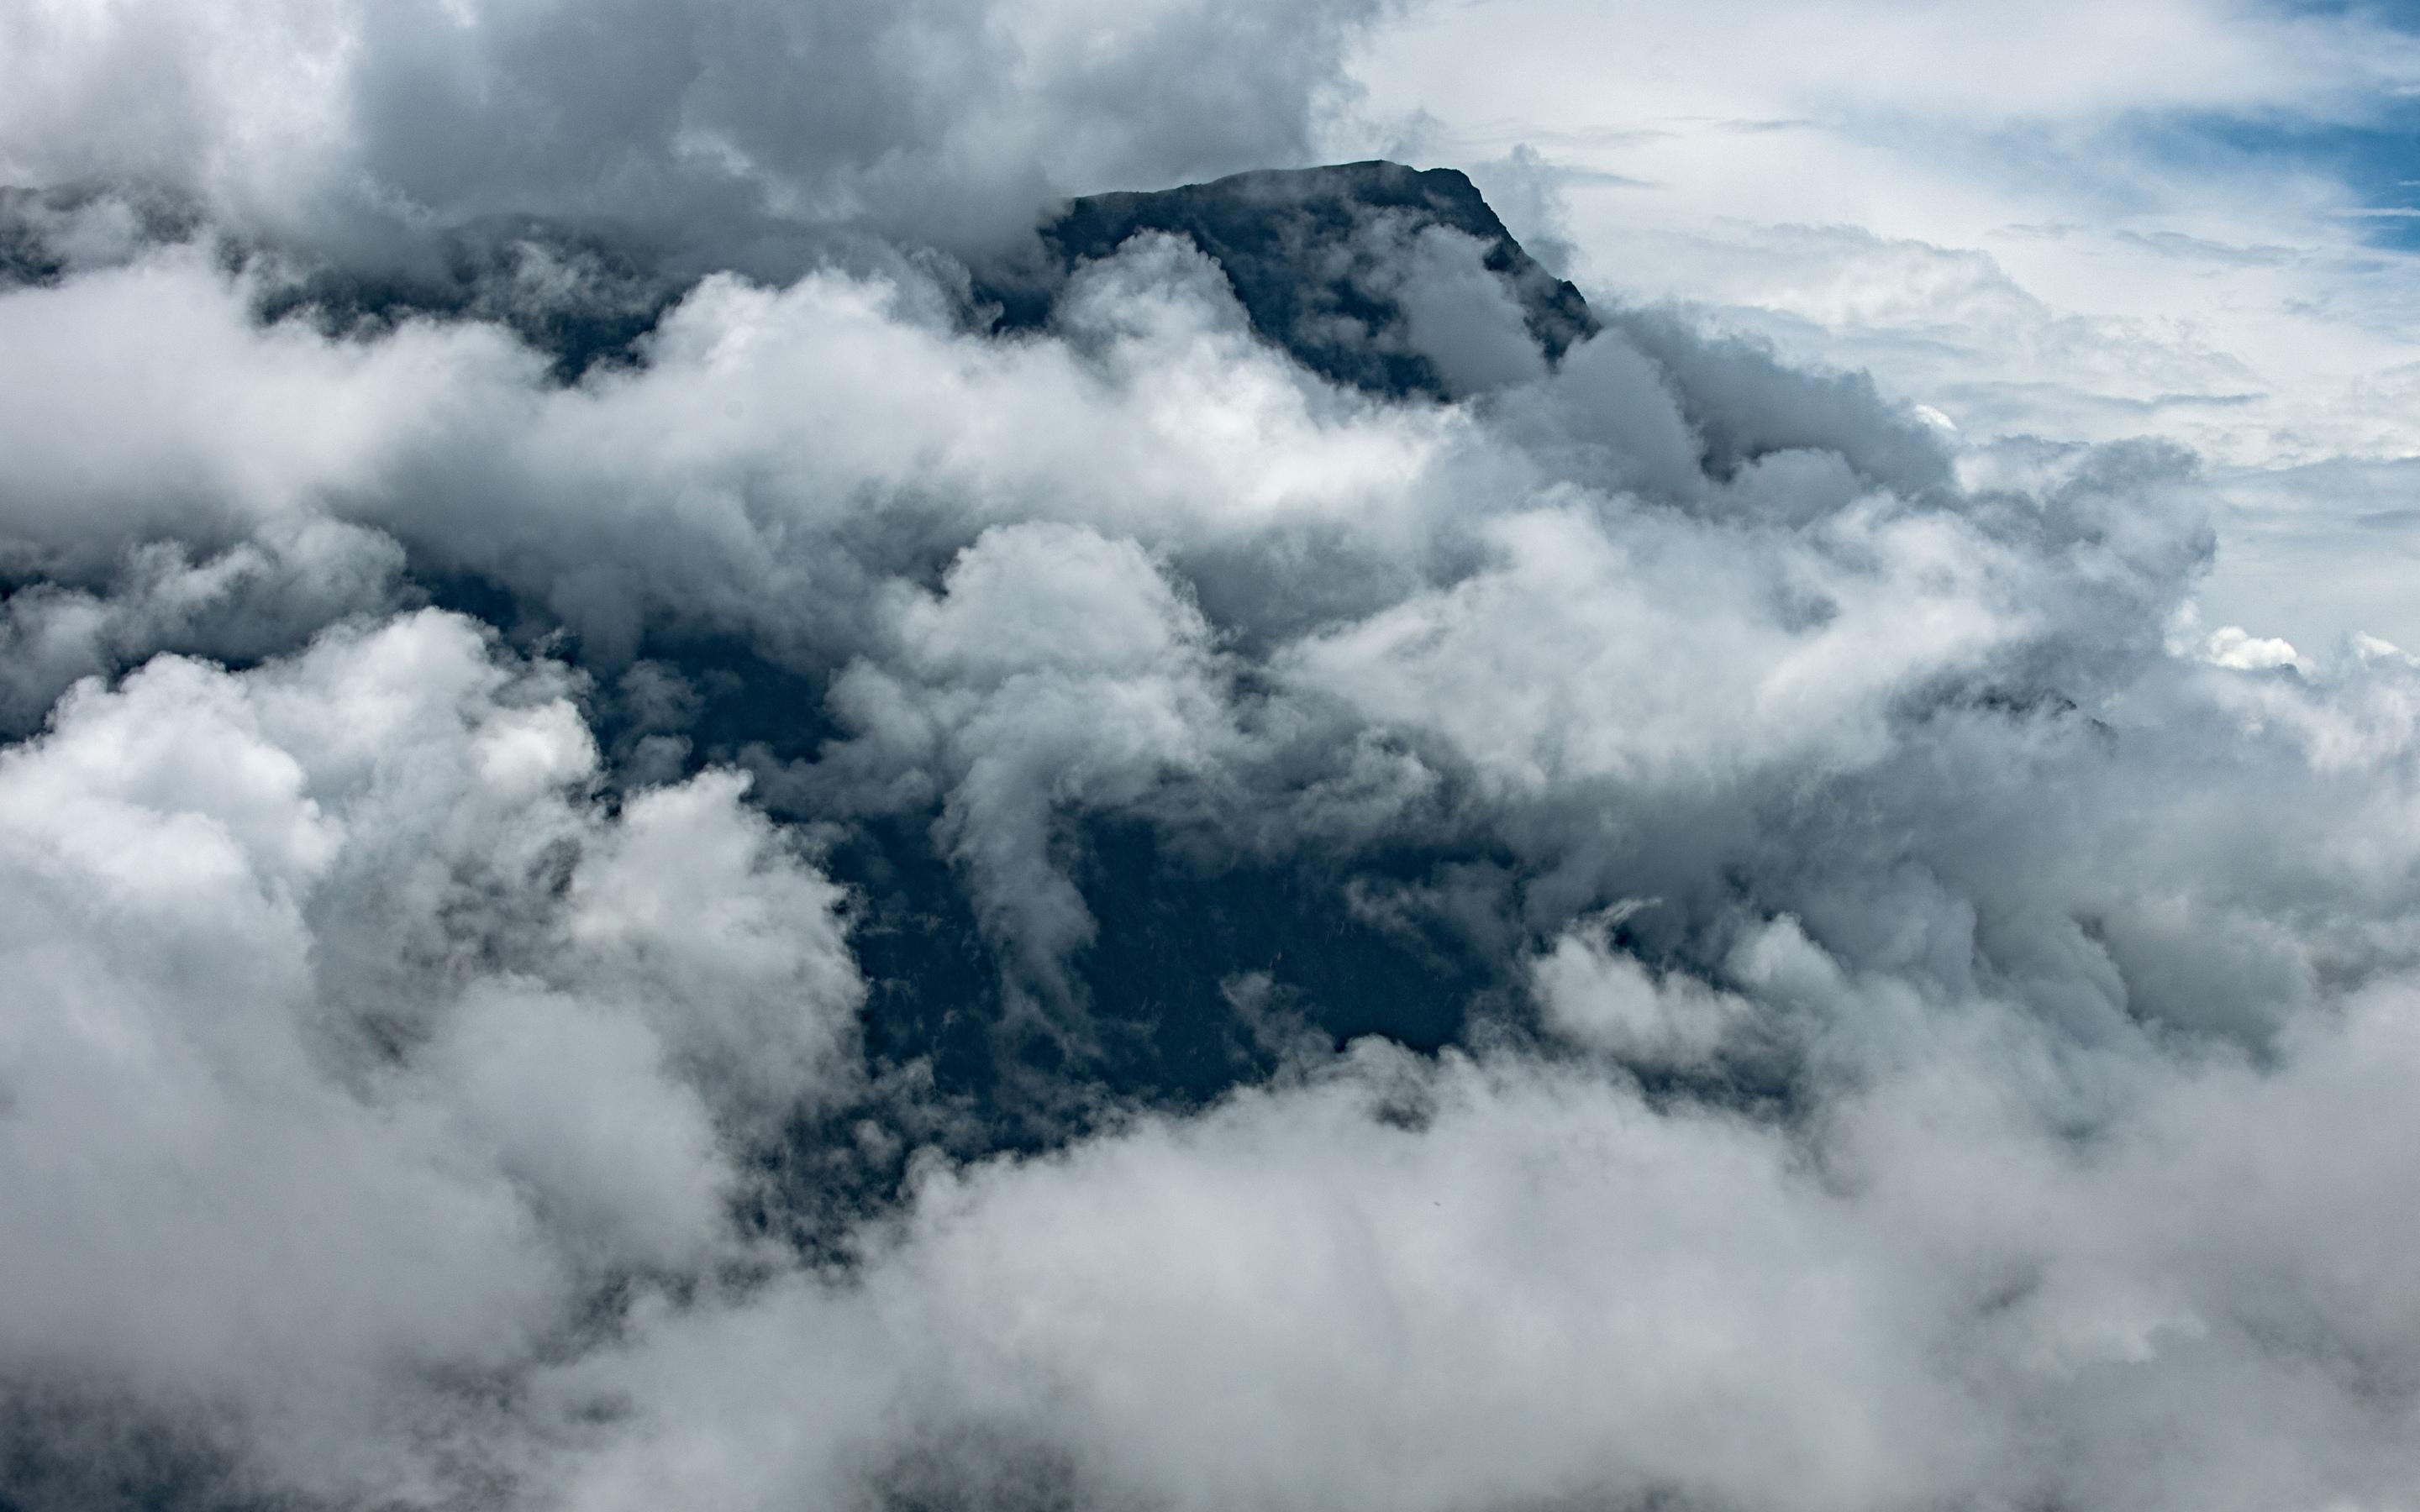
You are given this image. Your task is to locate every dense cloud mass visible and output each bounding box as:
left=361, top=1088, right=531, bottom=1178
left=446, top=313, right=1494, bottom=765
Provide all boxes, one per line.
left=0, top=0, right=1380, bottom=259
left=5, top=3, right=2420, bottom=1509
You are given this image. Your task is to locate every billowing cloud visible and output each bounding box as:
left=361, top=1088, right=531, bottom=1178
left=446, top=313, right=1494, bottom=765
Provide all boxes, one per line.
left=0, top=0, right=1382, bottom=256
left=0, top=612, right=862, bottom=1503
left=1354, top=0, right=2420, bottom=653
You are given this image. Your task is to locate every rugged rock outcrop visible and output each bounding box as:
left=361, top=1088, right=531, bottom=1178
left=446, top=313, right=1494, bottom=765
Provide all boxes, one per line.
left=981, top=160, right=1597, bottom=398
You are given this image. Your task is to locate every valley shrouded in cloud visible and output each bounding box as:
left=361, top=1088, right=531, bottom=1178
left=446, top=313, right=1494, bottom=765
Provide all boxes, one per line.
left=4, top=3, right=2420, bottom=1509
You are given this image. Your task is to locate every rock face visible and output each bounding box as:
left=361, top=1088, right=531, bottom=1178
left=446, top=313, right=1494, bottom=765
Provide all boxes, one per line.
left=980, top=160, right=1598, bottom=399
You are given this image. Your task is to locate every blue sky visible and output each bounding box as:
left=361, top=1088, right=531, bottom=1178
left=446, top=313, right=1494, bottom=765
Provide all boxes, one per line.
left=2177, top=98, right=2420, bottom=247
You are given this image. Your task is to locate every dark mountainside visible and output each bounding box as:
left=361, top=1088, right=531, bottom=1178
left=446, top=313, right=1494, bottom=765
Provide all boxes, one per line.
left=548, top=169, right=1620, bottom=1174
left=0, top=166, right=1936, bottom=1189
left=0, top=165, right=1612, bottom=1167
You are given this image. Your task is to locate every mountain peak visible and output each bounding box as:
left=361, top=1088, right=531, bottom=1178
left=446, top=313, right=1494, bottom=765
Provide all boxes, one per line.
left=981, top=160, right=1597, bottom=398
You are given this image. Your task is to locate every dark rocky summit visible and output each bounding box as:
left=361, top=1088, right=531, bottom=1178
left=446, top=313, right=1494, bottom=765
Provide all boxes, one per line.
left=979, top=160, right=1598, bottom=398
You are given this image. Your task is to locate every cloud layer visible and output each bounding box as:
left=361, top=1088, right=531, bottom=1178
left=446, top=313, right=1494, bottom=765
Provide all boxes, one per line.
left=6, top=4, right=2420, bottom=1509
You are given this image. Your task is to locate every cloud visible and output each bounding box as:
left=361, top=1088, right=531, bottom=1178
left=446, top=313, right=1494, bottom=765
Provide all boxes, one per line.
left=0, top=0, right=1385, bottom=255
left=538, top=971, right=2420, bottom=1512
left=0, top=515, right=406, bottom=733
left=777, top=512, right=1250, bottom=1036
left=0, top=611, right=862, bottom=1503
left=5, top=14, right=2420, bottom=1505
